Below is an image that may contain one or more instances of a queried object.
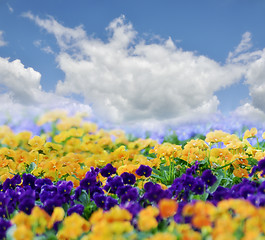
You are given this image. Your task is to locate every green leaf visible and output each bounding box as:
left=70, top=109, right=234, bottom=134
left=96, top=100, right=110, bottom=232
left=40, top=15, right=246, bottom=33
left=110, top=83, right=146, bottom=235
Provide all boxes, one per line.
left=233, top=220, right=245, bottom=239
left=209, top=169, right=224, bottom=193
left=152, top=168, right=162, bottom=176
left=151, top=174, right=164, bottom=182
left=232, top=176, right=242, bottom=185
left=160, top=165, right=170, bottom=172
left=26, top=162, right=36, bottom=173
left=6, top=225, right=16, bottom=240
left=194, top=134, right=206, bottom=141
left=201, top=191, right=209, bottom=201
left=190, top=194, right=203, bottom=201
left=175, top=157, right=192, bottom=167
left=78, top=190, right=90, bottom=206
left=42, top=230, right=58, bottom=240
left=34, top=236, right=49, bottom=240
left=62, top=203, right=69, bottom=213
left=157, top=219, right=169, bottom=231
left=83, top=202, right=98, bottom=220
left=220, top=177, right=233, bottom=188
left=247, top=157, right=258, bottom=166
left=199, top=159, right=209, bottom=167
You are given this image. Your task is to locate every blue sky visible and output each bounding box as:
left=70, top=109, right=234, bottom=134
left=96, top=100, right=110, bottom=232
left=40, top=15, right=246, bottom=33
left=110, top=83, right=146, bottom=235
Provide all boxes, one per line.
left=0, top=0, right=265, bottom=127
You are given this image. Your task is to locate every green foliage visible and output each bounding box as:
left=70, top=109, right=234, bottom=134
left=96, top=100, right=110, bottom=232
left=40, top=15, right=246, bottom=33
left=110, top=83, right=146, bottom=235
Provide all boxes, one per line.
left=83, top=202, right=98, bottom=220
left=76, top=190, right=90, bottom=206
left=151, top=157, right=190, bottom=186
left=163, top=132, right=181, bottom=145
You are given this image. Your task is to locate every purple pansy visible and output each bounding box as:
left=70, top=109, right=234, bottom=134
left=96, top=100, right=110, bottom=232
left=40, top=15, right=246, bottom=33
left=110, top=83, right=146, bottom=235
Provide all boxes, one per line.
left=94, top=194, right=107, bottom=209
left=80, top=170, right=98, bottom=192
left=120, top=172, right=136, bottom=185
left=3, top=175, right=21, bottom=191
left=103, top=176, right=124, bottom=194
left=136, top=165, right=152, bottom=177
left=120, top=187, right=139, bottom=204
left=144, top=182, right=171, bottom=203
left=201, top=169, right=217, bottom=187
left=67, top=204, right=84, bottom=216
left=116, top=185, right=132, bottom=198
left=104, top=196, right=118, bottom=210
left=192, top=178, right=205, bottom=195
left=57, top=181, right=73, bottom=195
left=100, top=164, right=116, bottom=177
left=22, top=173, right=37, bottom=189
left=18, top=188, right=35, bottom=214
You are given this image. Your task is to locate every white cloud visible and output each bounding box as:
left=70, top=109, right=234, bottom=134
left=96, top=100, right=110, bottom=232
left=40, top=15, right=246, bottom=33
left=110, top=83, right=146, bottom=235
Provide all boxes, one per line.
left=232, top=103, right=265, bottom=123
left=242, top=49, right=265, bottom=111
left=22, top=12, right=86, bottom=51
left=228, top=32, right=252, bottom=58
left=7, top=3, right=14, bottom=13
left=230, top=41, right=265, bottom=124
left=34, top=40, right=41, bottom=47
left=24, top=13, right=252, bottom=125
left=0, top=57, right=92, bottom=119
left=0, top=57, right=41, bottom=104
left=0, top=31, right=7, bottom=47
left=42, top=46, right=54, bottom=54
left=227, top=32, right=263, bottom=65
left=34, top=40, right=54, bottom=54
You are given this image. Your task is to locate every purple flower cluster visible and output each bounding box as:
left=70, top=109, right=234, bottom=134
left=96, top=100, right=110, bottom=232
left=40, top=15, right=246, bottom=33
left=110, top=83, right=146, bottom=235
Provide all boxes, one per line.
left=250, top=158, right=265, bottom=177
left=0, top=218, right=11, bottom=239
left=1, top=161, right=265, bottom=239
left=143, top=182, right=172, bottom=204
left=168, top=164, right=217, bottom=201
left=0, top=173, right=78, bottom=220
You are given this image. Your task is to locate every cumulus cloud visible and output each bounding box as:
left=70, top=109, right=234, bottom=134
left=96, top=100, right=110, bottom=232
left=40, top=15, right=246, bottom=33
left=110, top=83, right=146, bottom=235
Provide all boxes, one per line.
left=245, top=49, right=265, bottom=107
left=0, top=31, right=7, bottom=47
left=240, top=49, right=265, bottom=113
left=0, top=57, right=42, bottom=104
left=24, top=13, right=253, bottom=125
left=232, top=103, right=265, bottom=123
left=0, top=57, right=92, bottom=119
left=230, top=35, right=265, bottom=124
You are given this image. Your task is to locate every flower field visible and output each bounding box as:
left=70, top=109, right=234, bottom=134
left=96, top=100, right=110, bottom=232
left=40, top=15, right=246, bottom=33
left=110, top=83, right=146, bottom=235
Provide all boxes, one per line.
left=1, top=111, right=265, bottom=240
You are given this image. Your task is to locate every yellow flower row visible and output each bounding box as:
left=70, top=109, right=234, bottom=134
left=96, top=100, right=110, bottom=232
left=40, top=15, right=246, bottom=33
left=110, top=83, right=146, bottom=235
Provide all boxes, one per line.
left=11, top=198, right=265, bottom=240
left=1, top=113, right=265, bottom=188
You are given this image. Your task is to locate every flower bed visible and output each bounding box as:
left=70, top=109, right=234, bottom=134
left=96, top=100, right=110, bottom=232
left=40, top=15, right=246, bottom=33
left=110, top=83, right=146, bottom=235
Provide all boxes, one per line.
left=0, top=111, right=265, bottom=239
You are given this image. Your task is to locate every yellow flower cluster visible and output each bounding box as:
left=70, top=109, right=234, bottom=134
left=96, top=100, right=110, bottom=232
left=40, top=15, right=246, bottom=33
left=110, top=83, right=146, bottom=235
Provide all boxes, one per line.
left=12, top=206, right=64, bottom=239
left=0, top=113, right=158, bottom=187
left=183, top=199, right=265, bottom=240
left=150, top=128, right=265, bottom=179
left=1, top=112, right=265, bottom=188
left=85, top=206, right=133, bottom=240
left=138, top=206, right=159, bottom=231
left=57, top=213, right=90, bottom=240
left=11, top=199, right=265, bottom=239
